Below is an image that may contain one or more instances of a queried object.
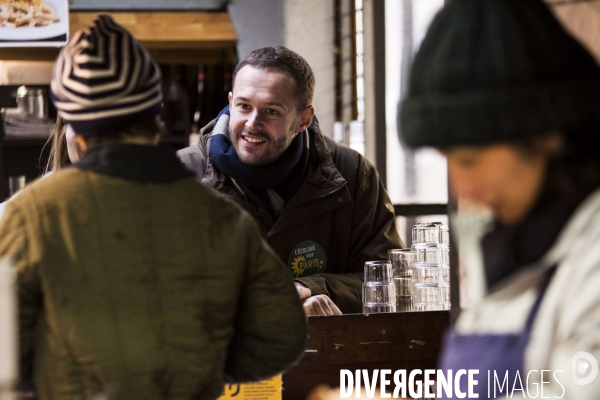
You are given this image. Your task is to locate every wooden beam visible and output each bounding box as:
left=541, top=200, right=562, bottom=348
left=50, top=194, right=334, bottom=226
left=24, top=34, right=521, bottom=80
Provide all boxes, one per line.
left=0, top=48, right=60, bottom=62
left=0, top=12, right=237, bottom=62
left=0, top=47, right=236, bottom=64
left=545, top=0, right=600, bottom=4
left=69, top=12, right=236, bottom=46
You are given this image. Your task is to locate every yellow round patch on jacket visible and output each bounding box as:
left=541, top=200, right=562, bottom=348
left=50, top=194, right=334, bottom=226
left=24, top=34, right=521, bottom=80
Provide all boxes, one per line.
left=288, top=240, right=326, bottom=278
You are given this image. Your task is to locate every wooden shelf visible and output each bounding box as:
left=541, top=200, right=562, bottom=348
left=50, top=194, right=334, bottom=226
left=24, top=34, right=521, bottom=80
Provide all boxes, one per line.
left=0, top=47, right=236, bottom=64
left=0, top=134, right=190, bottom=201
left=0, top=12, right=237, bottom=63
left=1, top=134, right=189, bottom=147
left=70, top=12, right=236, bottom=47
left=3, top=135, right=50, bottom=144
left=159, top=135, right=189, bottom=146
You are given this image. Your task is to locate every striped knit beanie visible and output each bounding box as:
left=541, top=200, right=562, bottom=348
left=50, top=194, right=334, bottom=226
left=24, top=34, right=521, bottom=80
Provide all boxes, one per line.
left=399, top=0, right=600, bottom=148
left=51, top=15, right=162, bottom=136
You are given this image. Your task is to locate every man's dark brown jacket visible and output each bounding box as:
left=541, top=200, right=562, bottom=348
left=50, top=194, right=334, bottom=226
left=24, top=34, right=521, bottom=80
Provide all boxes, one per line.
left=178, top=118, right=403, bottom=313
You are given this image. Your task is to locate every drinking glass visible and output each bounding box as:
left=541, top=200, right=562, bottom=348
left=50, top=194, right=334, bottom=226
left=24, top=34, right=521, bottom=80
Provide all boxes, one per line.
left=363, top=282, right=396, bottom=303
left=412, top=243, right=441, bottom=264
left=388, top=250, right=414, bottom=312
left=8, top=176, right=26, bottom=196
left=413, top=285, right=441, bottom=304
left=396, top=296, right=413, bottom=312
left=413, top=303, right=441, bottom=312
left=440, top=284, right=451, bottom=310
left=388, top=248, right=413, bottom=277
left=440, top=265, right=451, bottom=285
left=394, top=276, right=413, bottom=312
left=363, top=261, right=396, bottom=313
left=412, top=263, right=440, bottom=286
left=439, top=224, right=450, bottom=245
left=363, top=303, right=397, bottom=313
left=393, top=276, right=413, bottom=297
left=413, top=286, right=441, bottom=311
left=412, top=223, right=439, bottom=245
left=440, top=244, right=450, bottom=266
left=364, top=260, right=394, bottom=282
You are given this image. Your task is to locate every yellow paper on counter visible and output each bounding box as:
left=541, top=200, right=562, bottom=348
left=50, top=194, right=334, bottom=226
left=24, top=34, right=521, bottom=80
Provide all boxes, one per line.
left=217, top=375, right=282, bottom=400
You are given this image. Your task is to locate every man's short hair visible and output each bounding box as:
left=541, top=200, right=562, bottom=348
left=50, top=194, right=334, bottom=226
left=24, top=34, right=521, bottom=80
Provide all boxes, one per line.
left=232, top=46, right=315, bottom=111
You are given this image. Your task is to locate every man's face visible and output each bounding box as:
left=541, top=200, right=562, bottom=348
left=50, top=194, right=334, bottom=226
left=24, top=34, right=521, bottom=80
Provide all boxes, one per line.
left=228, top=65, right=314, bottom=166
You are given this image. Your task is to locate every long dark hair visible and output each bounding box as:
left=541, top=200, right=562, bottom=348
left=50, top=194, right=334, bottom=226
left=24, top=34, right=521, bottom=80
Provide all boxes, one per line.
left=42, top=115, right=70, bottom=174
left=548, top=118, right=600, bottom=204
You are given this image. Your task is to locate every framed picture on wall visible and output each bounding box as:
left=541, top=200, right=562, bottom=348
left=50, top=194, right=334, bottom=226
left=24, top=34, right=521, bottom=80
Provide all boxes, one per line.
left=0, top=0, right=68, bottom=47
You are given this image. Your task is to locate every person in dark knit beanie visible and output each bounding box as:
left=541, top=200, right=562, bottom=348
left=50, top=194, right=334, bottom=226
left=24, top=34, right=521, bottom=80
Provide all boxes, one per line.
left=399, top=0, right=600, bottom=148
left=0, top=15, right=308, bottom=400
left=399, top=1, right=600, bottom=399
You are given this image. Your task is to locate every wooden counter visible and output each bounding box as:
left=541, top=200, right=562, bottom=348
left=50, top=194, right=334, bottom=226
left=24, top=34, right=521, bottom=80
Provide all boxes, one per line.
left=282, top=311, right=450, bottom=400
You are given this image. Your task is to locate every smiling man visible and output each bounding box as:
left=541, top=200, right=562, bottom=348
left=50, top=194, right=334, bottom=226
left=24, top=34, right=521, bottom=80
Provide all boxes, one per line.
left=178, top=46, right=402, bottom=315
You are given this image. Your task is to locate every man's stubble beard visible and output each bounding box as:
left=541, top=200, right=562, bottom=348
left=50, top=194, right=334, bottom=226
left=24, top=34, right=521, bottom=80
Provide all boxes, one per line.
left=230, top=119, right=301, bottom=166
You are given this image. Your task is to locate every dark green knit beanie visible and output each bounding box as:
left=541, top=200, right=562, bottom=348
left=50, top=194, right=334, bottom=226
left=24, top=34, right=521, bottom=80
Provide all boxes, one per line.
left=399, top=0, right=600, bottom=148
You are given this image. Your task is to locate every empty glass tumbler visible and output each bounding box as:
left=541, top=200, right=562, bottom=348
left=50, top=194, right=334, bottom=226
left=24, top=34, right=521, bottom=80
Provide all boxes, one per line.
left=412, top=241, right=442, bottom=311
left=364, top=260, right=394, bottom=282
left=363, top=282, right=396, bottom=303
left=363, top=303, right=397, bottom=313
left=439, top=224, right=450, bottom=244
left=412, top=264, right=441, bottom=286
left=413, top=286, right=441, bottom=311
left=388, top=249, right=413, bottom=311
left=413, top=302, right=442, bottom=312
left=440, top=244, right=450, bottom=265
left=412, top=223, right=440, bottom=245
left=393, top=278, right=413, bottom=312
left=388, top=249, right=413, bottom=276
left=363, top=261, right=396, bottom=313
left=440, top=284, right=451, bottom=310
left=440, top=265, right=451, bottom=285
left=413, top=243, right=442, bottom=264
left=410, top=222, right=452, bottom=312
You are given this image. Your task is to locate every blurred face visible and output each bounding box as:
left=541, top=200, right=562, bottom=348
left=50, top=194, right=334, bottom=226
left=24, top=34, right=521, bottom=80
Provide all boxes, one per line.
left=444, top=135, right=562, bottom=225
left=65, top=124, right=81, bottom=163
left=228, top=66, right=314, bottom=166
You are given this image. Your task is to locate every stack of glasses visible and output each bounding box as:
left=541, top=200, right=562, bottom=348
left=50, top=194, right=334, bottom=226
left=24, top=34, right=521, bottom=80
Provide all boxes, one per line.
left=362, top=260, right=396, bottom=313
left=388, top=249, right=413, bottom=312
left=412, top=223, right=451, bottom=311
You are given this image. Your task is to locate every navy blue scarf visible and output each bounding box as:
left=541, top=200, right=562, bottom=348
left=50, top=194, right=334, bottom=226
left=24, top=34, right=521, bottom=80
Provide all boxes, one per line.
left=209, top=106, right=310, bottom=218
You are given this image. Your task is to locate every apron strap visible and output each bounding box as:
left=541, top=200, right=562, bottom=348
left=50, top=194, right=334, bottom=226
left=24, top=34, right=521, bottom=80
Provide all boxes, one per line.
left=523, top=266, right=556, bottom=333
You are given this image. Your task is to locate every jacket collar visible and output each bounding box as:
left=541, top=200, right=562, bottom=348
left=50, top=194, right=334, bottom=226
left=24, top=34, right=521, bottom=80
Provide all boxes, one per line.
left=482, top=186, right=600, bottom=296
left=75, top=143, right=195, bottom=183
left=539, top=187, right=600, bottom=268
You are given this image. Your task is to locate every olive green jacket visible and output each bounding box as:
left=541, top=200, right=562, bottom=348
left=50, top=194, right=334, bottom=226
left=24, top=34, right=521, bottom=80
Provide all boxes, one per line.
left=0, top=144, right=307, bottom=400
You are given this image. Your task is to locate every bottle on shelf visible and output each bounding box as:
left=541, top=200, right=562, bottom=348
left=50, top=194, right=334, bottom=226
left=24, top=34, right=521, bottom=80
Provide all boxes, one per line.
left=161, top=65, right=190, bottom=137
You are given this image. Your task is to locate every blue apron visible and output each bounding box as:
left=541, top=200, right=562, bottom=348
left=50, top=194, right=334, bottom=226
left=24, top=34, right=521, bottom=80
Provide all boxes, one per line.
left=438, top=270, right=554, bottom=399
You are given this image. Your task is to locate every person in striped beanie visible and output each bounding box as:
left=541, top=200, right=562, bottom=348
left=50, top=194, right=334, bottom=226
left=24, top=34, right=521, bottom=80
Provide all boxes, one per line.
left=51, top=14, right=163, bottom=139
left=1, top=15, right=307, bottom=400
